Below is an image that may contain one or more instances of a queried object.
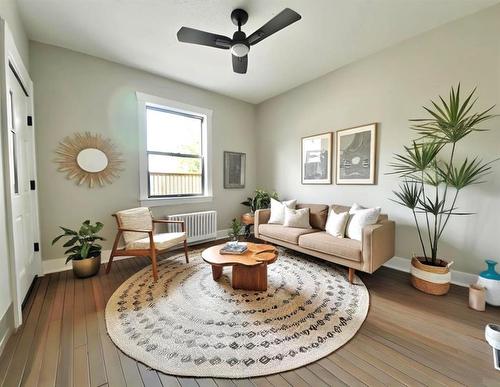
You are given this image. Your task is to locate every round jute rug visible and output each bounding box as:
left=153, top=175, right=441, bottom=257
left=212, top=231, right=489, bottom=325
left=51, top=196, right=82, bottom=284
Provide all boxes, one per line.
left=105, top=248, right=369, bottom=378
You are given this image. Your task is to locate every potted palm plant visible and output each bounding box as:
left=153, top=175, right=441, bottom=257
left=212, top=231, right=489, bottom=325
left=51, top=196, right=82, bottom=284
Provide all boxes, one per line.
left=390, top=85, right=497, bottom=295
left=52, top=220, right=105, bottom=278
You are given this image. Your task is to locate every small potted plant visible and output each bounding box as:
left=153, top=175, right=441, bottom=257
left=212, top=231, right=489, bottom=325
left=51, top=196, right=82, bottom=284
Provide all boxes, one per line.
left=228, top=218, right=244, bottom=245
left=52, top=220, right=105, bottom=278
left=389, top=84, right=497, bottom=295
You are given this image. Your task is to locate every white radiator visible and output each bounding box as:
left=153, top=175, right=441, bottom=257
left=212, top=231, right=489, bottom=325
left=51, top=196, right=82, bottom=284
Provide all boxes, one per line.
left=167, top=210, right=217, bottom=244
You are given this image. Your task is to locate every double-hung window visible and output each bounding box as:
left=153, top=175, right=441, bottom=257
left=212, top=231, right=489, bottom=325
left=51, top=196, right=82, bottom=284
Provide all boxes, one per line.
left=137, top=93, right=212, bottom=205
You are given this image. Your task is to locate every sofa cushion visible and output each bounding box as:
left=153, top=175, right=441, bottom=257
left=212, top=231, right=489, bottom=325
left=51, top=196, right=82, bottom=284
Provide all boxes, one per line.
left=298, top=231, right=362, bottom=262
left=269, top=198, right=297, bottom=224
left=296, top=204, right=329, bottom=230
left=258, top=224, right=318, bottom=244
left=331, top=204, right=351, bottom=214
left=284, top=207, right=311, bottom=229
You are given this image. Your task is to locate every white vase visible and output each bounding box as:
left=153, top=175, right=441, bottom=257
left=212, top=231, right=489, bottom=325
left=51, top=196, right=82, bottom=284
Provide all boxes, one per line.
left=477, top=260, right=500, bottom=306
left=477, top=277, right=500, bottom=306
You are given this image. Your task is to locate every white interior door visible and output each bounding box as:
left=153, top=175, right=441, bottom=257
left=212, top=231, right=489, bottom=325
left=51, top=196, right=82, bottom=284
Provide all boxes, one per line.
left=6, top=64, right=37, bottom=305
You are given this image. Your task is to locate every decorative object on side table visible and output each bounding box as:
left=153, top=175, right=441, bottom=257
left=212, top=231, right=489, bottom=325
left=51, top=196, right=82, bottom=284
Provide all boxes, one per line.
left=389, top=84, right=497, bottom=295
left=224, top=151, right=246, bottom=188
left=52, top=220, right=105, bottom=278
left=468, top=283, right=486, bottom=311
left=240, top=212, right=254, bottom=238
left=336, top=123, right=377, bottom=185
left=54, top=132, right=123, bottom=187
left=477, top=259, right=500, bottom=306
left=301, top=132, right=332, bottom=184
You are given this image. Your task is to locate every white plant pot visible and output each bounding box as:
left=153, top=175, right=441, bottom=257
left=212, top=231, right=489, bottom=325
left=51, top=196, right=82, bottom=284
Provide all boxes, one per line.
left=485, top=324, right=500, bottom=370
left=477, top=277, right=500, bottom=306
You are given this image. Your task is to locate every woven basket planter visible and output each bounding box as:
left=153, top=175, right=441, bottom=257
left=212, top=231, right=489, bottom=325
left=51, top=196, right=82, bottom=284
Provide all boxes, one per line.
left=410, top=257, right=451, bottom=295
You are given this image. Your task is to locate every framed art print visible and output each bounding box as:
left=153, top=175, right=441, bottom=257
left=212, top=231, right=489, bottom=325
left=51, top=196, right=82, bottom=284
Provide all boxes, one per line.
left=301, top=132, right=332, bottom=184
left=336, top=123, right=377, bottom=185
left=224, top=151, right=246, bottom=188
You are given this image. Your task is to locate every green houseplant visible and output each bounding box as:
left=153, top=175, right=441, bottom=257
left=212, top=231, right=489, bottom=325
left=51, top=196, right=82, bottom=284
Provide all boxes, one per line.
left=228, top=218, right=244, bottom=243
left=390, top=84, right=497, bottom=295
left=241, top=189, right=278, bottom=213
left=52, top=220, right=105, bottom=278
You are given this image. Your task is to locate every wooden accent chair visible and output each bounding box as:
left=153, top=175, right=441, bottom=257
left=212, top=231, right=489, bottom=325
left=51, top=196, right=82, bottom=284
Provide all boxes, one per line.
left=106, top=207, right=189, bottom=281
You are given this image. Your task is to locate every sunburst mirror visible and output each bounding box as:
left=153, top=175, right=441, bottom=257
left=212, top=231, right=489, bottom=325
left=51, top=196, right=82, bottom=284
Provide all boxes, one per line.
left=55, top=132, right=123, bottom=188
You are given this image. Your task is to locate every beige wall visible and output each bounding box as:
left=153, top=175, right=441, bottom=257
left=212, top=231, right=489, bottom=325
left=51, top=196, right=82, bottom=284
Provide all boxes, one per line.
left=255, top=5, right=500, bottom=274
left=0, top=0, right=29, bottom=67
left=30, top=42, right=256, bottom=261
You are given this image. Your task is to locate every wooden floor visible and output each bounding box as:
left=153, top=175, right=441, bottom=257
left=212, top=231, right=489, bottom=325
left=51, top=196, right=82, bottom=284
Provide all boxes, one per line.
left=1, top=243, right=499, bottom=387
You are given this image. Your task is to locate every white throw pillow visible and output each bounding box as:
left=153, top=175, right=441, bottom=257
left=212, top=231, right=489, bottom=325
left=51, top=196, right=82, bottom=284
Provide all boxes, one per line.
left=283, top=207, right=311, bottom=229
left=325, top=209, right=349, bottom=238
left=349, top=203, right=381, bottom=214
left=268, top=198, right=297, bottom=224
left=346, top=207, right=381, bottom=241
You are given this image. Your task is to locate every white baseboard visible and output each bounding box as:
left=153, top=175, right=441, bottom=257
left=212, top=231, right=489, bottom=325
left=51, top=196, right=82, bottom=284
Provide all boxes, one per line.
left=384, top=256, right=477, bottom=288
left=42, top=229, right=235, bottom=275
left=44, top=236, right=476, bottom=288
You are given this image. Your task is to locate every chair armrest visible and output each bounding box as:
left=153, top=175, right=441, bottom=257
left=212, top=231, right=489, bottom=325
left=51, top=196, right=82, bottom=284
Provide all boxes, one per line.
left=254, top=209, right=271, bottom=239
left=152, top=219, right=185, bottom=232
left=362, top=220, right=395, bottom=273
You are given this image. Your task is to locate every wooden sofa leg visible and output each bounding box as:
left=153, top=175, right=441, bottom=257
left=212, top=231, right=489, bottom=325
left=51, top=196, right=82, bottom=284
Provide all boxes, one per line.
left=348, top=268, right=355, bottom=284
left=183, top=240, right=189, bottom=263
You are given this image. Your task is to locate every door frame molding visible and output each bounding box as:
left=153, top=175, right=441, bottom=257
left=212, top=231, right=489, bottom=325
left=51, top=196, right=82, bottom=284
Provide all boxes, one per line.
left=0, top=19, right=42, bottom=328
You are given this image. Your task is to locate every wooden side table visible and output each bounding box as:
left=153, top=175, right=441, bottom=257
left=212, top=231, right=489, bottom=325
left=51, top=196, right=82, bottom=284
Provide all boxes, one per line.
left=241, top=213, right=254, bottom=239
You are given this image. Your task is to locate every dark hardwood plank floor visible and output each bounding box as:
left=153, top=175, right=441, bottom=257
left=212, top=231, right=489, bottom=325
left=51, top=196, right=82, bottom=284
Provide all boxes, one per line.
left=1, top=240, right=499, bottom=387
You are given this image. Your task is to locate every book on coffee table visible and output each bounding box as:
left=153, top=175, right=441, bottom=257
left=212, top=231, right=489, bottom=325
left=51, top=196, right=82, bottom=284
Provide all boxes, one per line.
left=220, top=243, right=248, bottom=255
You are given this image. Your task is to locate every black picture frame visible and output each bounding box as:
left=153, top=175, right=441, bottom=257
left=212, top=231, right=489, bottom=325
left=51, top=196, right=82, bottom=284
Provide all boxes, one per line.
left=224, top=151, right=246, bottom=189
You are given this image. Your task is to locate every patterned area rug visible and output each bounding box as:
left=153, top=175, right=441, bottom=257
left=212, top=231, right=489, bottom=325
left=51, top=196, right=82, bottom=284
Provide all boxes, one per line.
left=105, top=248, right=369, bottom=378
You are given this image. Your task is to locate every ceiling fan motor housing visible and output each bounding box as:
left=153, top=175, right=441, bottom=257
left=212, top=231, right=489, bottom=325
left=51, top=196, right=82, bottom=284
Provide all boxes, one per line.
left=231, top=30, right=249, bottom=57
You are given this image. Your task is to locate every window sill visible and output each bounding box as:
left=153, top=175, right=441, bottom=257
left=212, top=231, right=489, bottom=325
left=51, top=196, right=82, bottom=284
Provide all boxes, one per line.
left=140, top=195, right=213, bottom=207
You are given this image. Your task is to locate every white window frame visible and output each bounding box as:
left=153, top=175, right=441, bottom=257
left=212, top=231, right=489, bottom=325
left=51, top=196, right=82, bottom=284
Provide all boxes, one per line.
left=136, top=92, right=213, bottom=206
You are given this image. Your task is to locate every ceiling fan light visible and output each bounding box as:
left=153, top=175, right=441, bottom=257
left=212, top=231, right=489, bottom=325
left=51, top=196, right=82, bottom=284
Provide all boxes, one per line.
left=231, top=43, right=249, bottom=57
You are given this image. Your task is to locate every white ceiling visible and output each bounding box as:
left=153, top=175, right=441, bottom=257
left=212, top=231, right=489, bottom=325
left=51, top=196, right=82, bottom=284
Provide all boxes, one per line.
left=17, top=0, right=499, bottom=104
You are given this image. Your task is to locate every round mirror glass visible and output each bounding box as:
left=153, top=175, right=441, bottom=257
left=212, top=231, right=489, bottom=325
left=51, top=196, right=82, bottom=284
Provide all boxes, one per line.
left=77, top=148, right=109, bottom=173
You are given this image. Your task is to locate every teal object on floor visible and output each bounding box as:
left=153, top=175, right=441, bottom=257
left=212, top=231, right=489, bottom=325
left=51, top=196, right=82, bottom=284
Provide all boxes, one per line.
left=480, top=260, right=500, bottom=280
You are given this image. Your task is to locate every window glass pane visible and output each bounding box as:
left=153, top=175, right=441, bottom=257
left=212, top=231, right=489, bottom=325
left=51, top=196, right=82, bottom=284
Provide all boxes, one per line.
left=148, top=154, right=203, bottom=196
left=146, top=107, right=202, bottom=155
left=148, top=154, right=201, bottom=174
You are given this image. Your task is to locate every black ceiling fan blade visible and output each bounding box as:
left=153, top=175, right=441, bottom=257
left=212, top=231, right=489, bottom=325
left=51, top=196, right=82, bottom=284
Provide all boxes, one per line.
left=232, top=54, right=248, bottom=74
left=177, top=27, right=232, bottom=49
left=246, top=8, right=301, bottom=46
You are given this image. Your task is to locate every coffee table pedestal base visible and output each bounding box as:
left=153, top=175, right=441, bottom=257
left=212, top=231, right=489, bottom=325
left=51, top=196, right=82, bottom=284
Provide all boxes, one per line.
left=210, top=263, right=268, bottom=291
left=232, top=263, right=268, bottom=291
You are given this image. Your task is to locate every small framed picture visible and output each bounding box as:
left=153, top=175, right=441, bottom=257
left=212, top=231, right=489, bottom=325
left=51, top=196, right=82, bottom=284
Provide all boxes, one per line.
left=336, top=123, right=377, bottom=185
left=301, top=132, right=333, bottom=184
left=224, top=151, right=246, bottom=189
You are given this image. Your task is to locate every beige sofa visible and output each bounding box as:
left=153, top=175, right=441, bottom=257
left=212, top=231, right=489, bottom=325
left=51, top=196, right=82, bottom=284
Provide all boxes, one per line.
left=254, top=203, right=395, bottom=282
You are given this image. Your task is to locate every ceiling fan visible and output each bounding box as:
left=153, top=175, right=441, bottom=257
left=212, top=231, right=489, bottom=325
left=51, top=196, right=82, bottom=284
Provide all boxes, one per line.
left=177, top=8, right=301, bottom=74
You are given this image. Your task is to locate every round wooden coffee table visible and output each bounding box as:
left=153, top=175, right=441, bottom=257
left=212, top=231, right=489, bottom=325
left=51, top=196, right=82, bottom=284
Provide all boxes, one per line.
left=201, top=243, right=278, bottom=291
